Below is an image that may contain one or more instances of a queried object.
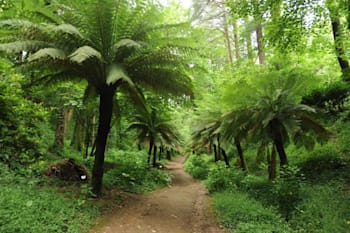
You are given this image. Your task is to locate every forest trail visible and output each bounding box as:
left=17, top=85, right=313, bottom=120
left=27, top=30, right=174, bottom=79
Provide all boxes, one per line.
left=89, top=156, right=225, bottom=233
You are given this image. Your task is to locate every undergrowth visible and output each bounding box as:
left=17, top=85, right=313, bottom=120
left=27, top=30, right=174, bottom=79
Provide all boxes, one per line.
left=0, top=164, right=98, bottom=233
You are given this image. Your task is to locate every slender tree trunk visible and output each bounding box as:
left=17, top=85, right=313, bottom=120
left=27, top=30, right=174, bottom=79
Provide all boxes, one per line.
left=244, top=17, right=254, bottom=61
left=148, top=139, right=154, bottom=165
left=268, top=144, right=277, bottom=180
left=138, top=144, right=142, bottom=151
left=235, top=137, right=247, bottom=171
left=213, top=144, right=218, bottom=162
left=166, top=149, right=171, bottom=160
left=270, top=119, right=288, bottom=167
left=53, top=107, right=67, bottom=150
left=221, top=148, right=230, bottom=167
left=223, top=11, right=234, bottom=65
left=233, top=21, right=240, bottom=60
left=158, top=146, right=163, bottom=161
left=256, top=23, right=266, bottom=65
left=330, top=11, right=350, bottom=81
left=153, top=145, right=157, bottom=167
left=217, top=134, right=222, bottom=161
left=91, top=86, right=116, bottom=196
left=256, top=142, right=266, bottom=164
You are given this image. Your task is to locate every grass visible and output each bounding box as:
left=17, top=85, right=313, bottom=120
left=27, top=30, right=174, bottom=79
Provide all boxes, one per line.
left=0, top=164, right=98, bottom=233
left=103, top=149, right=172, bottom=193
left=185, top=147, right=350, bottom=233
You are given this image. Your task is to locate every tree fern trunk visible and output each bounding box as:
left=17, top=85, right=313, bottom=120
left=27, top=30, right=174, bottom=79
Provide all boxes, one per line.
left=270, top=120, right=288, bottom=167
left=153, top=145, right=157, bottom=167
left=213, top=144, right=218, bottom=162
left=92, top=86, right=116, bottom=196
left=148, top=139, right=154, bottom=165
left=235, top=137, right=247, bottom=171
left=166, top=149, right=171, bottom=160
left=221, top=148, right=230, bottom=167
left=268, top=144, right=277, bottom=180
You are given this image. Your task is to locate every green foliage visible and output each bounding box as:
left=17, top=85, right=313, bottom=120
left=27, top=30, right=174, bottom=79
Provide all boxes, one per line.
left=213, top=191, right=293, bottom=233
left=290, top=183, right=350, bottom=233
left=0, top=65, right=47, bottom=168
left=298, top=144, right=349, bottom=183
left=103, top=150, right=171, bottom=193
left=184, top=154, right=209, bottom=180
left=335, top=120, right=350, bottom=156
left=0, top=164, right=98, bottom=233
left=273, top=166, right=304, bottom=220
left=302, top=81, right=350, bottom=115
left=205, top=162, right=243, bottom=193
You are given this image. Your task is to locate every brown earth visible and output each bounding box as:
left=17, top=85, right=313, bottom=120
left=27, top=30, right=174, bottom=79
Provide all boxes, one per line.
left=89, top=156, right=225, bottom=233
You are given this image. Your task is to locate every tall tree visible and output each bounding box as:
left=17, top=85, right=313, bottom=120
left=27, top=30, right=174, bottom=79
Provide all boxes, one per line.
left=0, top=0, right=193, bottom=196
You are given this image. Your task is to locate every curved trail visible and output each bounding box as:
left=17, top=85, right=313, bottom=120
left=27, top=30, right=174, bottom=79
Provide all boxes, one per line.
left=89, top=156, right=224, bottom=233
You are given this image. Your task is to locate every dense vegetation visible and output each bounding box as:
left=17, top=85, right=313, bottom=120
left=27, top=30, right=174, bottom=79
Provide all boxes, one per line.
left=1, top=0, right=350, bottom=232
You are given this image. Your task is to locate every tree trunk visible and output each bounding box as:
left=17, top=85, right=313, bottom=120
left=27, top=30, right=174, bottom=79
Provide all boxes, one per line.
left=269, top=119, right=288, bottom=167
left=213, top=144, right=218, bottom=162
left=217, top=134, right=222, bottom=161
left=158, top=146, right=163, bottom=161
left=221, top=148, right=230, bottom=167
left=166, top=149, right=171, bottom=160
left=330, top=12, right=350, bottom=81
left=245, top=18, right=254, bottom=61
left=235, top=137, right=247, bottom=171
left=91, top=86, right=116, bottom=196
left=256, top=23, right=266, bottom=65
left=53, top=107, right=67, bottom=150
left=233, top=21, right=240, bottom=60
left=153, top=145, right=157, bottom=167
left=223, top=11, right=234, bottom=65
left=148, top=139, right=154, bottom=165
left=268, top=144, right=277, bottom=180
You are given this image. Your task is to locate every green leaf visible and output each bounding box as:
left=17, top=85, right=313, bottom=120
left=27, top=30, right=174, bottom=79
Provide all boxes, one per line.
left=69, top=46, right=102, bottom=64
left=28, top=48, right=66, bottom=61
left=106, top=64, right=133, bottom=85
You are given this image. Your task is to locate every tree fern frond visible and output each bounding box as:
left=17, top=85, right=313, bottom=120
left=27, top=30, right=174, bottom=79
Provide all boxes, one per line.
left=106, top=64, right=133, bottom=85
left=28, top=48, right=66, bottom=61
left=69, top=46, right=103, bottom=64
left=0, top=41, right=49, bottom=54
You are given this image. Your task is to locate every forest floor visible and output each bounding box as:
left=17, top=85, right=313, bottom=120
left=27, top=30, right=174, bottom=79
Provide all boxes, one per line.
left=89, top=156, right=225, bottom=233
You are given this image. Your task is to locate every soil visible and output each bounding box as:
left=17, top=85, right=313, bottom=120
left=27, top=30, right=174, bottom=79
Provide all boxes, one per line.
left=89, top=156, right=225, bottom=233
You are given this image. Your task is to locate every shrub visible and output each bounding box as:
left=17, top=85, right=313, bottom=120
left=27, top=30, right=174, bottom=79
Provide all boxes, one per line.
left=0, top=166, right=98, bottom=233
left=205, top=162, right=243, bottom=193
left=103, top=151, right=171, bottom=193
left=298, top=144, right=349, bottom=183
left=273, top=166, right=304, bottom=220
left=0, top=70, right=47, bottom=169
left=213, top=191, right=293, bottom=233
left=184, top=154, right=209, bottom=180
left=289, top=183, right=350, bottom=233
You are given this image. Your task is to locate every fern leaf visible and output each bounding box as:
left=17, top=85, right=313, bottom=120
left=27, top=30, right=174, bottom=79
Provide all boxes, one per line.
left=28, top=48, right=66, bottom=61
left=69, top=46, right=103, bottom=64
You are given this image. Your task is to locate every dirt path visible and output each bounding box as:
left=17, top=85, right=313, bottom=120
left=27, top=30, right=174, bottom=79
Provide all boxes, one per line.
left=89, top=156, right=225, bottom=233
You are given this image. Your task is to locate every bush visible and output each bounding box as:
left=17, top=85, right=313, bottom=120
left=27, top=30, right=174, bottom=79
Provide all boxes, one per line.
left=289, top=183, right=350, bottom=233
left=205, top=162, right=244, bottom=193
left=298, top=144, right=349, bottom=183
left=103, top=150, right=171, bottom=193
left=0, top=69, right=47, bottom=169
left=184, top=154, right=209, bottom=180
left=0, top=166, right=98, bottom=233
left=273, top=166, right=304, bottom=220
left=213, top=191, right=293, bottom=233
